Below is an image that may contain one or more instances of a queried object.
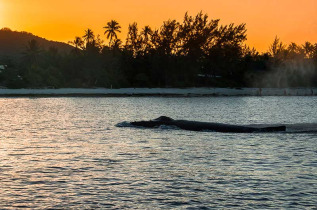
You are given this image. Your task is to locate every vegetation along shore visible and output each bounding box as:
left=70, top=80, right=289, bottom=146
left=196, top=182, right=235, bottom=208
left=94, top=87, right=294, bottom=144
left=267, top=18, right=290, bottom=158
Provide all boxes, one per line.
left=0, top=12, right=316, bottom=89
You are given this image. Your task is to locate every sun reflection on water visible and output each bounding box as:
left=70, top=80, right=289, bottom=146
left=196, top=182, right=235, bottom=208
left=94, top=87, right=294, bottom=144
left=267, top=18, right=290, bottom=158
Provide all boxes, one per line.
left=0, top=97, right=316, bottom=208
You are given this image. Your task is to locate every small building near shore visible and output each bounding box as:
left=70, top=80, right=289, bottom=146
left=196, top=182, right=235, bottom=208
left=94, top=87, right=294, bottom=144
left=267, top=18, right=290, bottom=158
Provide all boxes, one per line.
left=196, top=73, right=223, bottom=87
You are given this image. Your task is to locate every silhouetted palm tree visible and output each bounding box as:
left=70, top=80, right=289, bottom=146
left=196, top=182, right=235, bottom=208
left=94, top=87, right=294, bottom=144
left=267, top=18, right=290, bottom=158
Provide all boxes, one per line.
left=69, top=36, right=84, bottom=49
left=83, top=28, right=95, bottom=44
left=104, top=20, right=121, bottom=46
left=140, top=26, right=153, bottom=53
left=113, top=39, right=122, bottom=49
left=141, top=26, right=153, bottom=42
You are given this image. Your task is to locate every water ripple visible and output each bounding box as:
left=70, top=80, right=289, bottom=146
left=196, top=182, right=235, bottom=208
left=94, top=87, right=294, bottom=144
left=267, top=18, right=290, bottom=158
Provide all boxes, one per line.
left=0, top=97, right=316, bottom=208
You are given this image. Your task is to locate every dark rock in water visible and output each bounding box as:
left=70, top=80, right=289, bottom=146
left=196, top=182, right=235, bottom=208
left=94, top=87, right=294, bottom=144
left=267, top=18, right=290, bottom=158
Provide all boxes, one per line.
left=130, top=116, right=286, bottom=133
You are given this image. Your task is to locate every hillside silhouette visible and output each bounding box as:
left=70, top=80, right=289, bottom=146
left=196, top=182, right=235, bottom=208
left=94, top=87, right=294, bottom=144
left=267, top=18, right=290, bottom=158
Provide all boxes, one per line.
left=0, top=28, right=73, bottom=59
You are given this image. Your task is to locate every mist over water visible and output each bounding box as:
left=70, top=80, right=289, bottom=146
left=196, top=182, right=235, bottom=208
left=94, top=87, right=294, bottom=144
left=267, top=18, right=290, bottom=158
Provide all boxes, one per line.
left=0, top=97, right=316, bottom=208
left=254, top=57, right=316, bottom=88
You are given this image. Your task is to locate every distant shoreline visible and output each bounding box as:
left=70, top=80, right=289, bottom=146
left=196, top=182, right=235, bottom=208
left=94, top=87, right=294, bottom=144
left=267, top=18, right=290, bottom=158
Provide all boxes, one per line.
left=0, top=88, right=316, bottom=97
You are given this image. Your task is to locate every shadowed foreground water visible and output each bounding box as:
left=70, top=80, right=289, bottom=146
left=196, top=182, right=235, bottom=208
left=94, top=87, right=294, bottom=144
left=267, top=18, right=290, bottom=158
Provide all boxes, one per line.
left=0, top=97, right=316, bottom=209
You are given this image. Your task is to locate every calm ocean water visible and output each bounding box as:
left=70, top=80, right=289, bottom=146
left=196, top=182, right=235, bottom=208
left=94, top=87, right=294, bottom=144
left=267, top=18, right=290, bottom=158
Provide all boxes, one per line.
left=0, top=96, right=316, bottom=209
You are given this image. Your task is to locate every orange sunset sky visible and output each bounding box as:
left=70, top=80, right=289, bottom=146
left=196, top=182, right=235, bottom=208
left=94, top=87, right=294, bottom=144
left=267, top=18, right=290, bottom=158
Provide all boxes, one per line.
left=1, top=0, right=316, bottom=52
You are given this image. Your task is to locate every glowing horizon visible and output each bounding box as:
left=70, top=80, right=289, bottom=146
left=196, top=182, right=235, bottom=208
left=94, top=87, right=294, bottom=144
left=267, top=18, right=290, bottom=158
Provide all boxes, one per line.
left=1, top=0, right=316, bottom=52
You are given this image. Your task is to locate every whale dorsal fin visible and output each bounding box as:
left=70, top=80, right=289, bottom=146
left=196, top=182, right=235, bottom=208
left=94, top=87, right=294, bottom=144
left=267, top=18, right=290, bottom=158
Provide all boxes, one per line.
left=153, top=116, right=173, bottom=122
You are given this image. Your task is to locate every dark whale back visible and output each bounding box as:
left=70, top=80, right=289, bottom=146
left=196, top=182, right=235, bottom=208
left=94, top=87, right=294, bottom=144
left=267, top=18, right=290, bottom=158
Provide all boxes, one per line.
left=130, top=116, right=286, bottom=133
left=154, top=116, right=174, bottom=122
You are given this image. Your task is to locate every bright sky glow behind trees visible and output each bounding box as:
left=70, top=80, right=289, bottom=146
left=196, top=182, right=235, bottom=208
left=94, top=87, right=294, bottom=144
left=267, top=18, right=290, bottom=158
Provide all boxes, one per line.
left=1, top=0, right=316, bottom=52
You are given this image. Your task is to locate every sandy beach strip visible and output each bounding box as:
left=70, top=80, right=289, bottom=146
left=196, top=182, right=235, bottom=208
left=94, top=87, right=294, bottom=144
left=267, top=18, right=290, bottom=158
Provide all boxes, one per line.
left=0, top=88, right=316, bottom=97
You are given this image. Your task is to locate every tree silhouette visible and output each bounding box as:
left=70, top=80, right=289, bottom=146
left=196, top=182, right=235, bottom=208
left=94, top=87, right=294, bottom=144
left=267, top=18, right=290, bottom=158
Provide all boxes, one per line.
left=104, top=20, right=121, bottom=47
left=141, top=26, right=153, bottom=41
left=113, top=39, right=122, bottom=50
left=157, top=19, right=179, bottom=55
left=83, top=28, right=95, bottom=45
left=1, top=11, right=316, bottom=88
left=287, top=42, right=305, bottom=59
left=69, top=36, right=84, bottom=54
left=302, top=42, right=314, bottom=59
left=94, top=34, right=105, bottom=51
left=126, top=22, right=141, bottom=55
left=23, top=39, right=42, bottom=65
left=70, top=37, right=84, bottom=49
left=269, top=36, right=285, bottom=58
left=140, top=25, right=153, bottom=53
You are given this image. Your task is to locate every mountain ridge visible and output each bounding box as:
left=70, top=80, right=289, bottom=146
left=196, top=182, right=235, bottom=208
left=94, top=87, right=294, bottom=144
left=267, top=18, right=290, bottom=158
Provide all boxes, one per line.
left=0, top=28, right=74, bottom=60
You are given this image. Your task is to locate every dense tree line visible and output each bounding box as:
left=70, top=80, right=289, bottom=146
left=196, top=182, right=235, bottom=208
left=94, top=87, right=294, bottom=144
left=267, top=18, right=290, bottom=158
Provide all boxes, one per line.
left=0, top=12, right=316, bottom=88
